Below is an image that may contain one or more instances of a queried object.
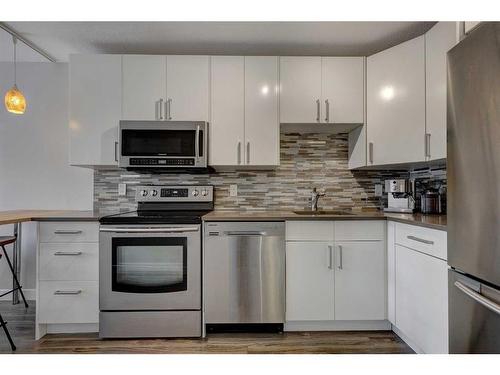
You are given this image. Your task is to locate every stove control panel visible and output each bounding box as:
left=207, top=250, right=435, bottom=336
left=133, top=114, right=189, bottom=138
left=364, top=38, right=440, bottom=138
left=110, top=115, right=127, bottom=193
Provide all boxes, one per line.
left=136, top=185, right=213, bottom=202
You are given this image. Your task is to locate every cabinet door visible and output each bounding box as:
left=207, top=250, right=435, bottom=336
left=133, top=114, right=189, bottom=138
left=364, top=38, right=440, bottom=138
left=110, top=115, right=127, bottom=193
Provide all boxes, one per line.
left=395, top=244, right=448, bottom=353
left=279, top=57, right=322, bottom=123
left=425, top=22, right=458, bottom=161
left=286, top=241, right=335, bottom=321
left=166, top=55, right=210, bottom=121
left=210, top=56, right=245, bottom=166
left=122, top=55, right=167, bottom=120
left=69, top=54, right=122, bottom=166
left=244, top=56, right=280, bottom=166
left=334, top=241, right=386, bottom=320
left=367, top=36, right=426, bottom=165
left=321, top=57, right=365, bottom=124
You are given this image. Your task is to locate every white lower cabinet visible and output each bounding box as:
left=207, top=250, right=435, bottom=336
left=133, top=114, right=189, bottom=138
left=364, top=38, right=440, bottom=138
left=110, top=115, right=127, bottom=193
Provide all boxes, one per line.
left=285, top=220, right=387, bottom=328
left=36, top=221, right=99, bottom=338
left=389, top=222, right=448, bottom=354
left=286, top=241, right=335, bottom=321
left=334, top=241, right=386, bottom=320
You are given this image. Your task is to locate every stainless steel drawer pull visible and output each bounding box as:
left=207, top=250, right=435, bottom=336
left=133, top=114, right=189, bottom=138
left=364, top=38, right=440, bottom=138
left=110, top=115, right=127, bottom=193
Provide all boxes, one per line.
left=455, top=281, right=500, bottom=316
left=54, top=230, right=83, bottom=235
left=54, top=290, right=82, bottom=295
left=54, top=251, right=82, bottom=256
left=406, top=235, right=434, bottom=245
left=225, top=231, right=267, bottom=236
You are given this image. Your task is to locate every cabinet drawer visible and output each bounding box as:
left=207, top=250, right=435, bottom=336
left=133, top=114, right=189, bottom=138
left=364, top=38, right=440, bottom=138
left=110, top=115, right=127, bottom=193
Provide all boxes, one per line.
left=38, top=281, right=99, bottom=324
left=39, top=222, right=99, bottom=243
left=395, top=223, right=447, bottom=260
left=286, top=221, right=334, bottom=241
left=335, top=220, right=385, bottom=241
left=39, top=243, right=98, bottom=281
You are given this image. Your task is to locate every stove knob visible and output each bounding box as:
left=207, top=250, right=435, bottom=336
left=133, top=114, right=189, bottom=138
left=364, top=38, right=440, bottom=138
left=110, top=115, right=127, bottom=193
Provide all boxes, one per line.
left=150, top=189, right=158, bottom=197
left=201, top=189, right=208, bottom=196
left=140, top=189, right=148, bottom=197
left=192, top=189, right=199, bottom=197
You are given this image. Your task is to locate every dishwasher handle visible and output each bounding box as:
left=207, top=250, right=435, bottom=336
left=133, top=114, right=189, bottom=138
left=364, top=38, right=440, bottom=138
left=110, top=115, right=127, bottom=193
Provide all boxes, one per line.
left=224, top=231, right=268, bottom=236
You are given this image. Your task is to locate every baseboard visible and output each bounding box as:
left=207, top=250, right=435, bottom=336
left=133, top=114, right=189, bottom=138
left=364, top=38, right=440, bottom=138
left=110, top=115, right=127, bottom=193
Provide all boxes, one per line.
left=46, top=323, right=99, bottom=334
left=391, top=325, right=424, bottom=354
left=284, top=320, right=391, bottom=331
left=0, top=288, right=35, bottom=301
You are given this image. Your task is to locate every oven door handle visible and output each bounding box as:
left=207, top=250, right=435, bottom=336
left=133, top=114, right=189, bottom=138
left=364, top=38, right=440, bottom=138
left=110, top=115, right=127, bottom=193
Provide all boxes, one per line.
left=195, top=124, right=200, bottom=159
left=100, top=226, right=199, bottom=233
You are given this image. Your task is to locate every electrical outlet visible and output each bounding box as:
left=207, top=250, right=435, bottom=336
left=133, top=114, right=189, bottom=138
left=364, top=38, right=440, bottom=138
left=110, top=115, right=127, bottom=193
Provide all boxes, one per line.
left=118, top=183, right=127, bottom=196
left=374, top=184, right=383, bottom=197
left=229, top=184, right=238, bottom=197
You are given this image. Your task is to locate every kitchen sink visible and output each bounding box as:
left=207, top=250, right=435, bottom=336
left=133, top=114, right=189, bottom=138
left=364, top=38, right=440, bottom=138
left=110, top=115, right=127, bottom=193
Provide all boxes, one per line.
left=293, top=210, right=355, bottom=216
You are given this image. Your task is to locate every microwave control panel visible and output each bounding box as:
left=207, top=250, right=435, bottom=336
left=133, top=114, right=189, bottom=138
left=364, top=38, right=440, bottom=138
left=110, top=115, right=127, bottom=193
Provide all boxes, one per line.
left=129, top=158, right=195, bottom=166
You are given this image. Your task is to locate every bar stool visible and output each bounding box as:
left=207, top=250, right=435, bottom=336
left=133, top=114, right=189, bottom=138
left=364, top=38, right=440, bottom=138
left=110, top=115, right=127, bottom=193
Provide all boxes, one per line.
left=0, top=236, right=29, bottom=351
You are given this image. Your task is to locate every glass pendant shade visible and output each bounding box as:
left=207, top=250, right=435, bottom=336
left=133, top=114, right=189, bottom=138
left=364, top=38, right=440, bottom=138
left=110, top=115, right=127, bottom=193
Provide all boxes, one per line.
left=4, top=84, right=26, bottom=114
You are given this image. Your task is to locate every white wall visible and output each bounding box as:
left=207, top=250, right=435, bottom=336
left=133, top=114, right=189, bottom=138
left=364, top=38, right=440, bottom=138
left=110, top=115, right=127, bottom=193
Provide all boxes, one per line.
left=0, top=62, right=93, bottom=297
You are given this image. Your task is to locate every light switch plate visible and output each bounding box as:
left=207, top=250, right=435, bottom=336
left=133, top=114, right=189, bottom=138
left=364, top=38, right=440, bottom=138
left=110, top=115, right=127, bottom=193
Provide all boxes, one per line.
left=374, top=184, right=383, bottom=197
left=118, top=183, right=127, bottom=196
left=229, top=184, right=238, bottom=197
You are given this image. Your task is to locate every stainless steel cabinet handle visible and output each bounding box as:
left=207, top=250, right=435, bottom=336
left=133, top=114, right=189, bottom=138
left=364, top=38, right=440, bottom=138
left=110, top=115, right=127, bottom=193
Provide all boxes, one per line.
left=338, top=245, right=343, bottom=270
left=54, top=290, right=82, bottom=295
left=425, top=133, right=431, bottom=158
left=325, top=99, right=330, bottom=123
left=54, top=230, right=83, bottom=235
left=54, top=251, right=82, bottom=256
left=328, top=245, right=333, bottom=269
left=316, top=99, right=320, bottom=122
left=246, top=141, right=250, bottom=164
left=100, top=226, right=199, bottom=233
left=237, top=141, right=242, bottom=165
left=167, top=98, right=172, bottom=120
left=155, top=100, right=159, bottom=120
left=369, top=142, right=374, bottom=164
left=407, top=235, right=434, bottom=245
left=225, top=231, right=267, bottom=236
left=114, top=141, right=119, bottom=162
left=159, top=98, right=164, bottom=120
left=455, top=281, right=500, bottom=316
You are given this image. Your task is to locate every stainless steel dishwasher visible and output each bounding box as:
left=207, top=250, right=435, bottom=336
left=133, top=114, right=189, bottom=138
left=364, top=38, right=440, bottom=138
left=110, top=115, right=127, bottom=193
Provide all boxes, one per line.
left=203, top=222, right=285, bottom=326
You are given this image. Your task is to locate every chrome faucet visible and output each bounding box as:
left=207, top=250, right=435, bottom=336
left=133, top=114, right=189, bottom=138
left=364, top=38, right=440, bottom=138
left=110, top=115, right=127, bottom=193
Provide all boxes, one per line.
left=310, top=188, right=325, bottom=211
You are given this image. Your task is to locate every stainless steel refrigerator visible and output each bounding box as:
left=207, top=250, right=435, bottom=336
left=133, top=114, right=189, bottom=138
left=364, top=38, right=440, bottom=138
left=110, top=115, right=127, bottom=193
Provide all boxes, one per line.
left=448, top=22, right=500, bottom=353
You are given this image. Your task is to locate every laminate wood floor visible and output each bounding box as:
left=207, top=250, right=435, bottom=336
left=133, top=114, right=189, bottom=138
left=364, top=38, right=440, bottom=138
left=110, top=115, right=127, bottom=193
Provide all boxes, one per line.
left=0, top=302, right=413, bottom=354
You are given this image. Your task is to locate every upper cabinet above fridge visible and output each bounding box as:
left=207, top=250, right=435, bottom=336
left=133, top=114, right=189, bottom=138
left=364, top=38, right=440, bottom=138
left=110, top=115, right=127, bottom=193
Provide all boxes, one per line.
left=122, top=55, right=210, bottom=121
left=279, top=56, right=365, bottom=125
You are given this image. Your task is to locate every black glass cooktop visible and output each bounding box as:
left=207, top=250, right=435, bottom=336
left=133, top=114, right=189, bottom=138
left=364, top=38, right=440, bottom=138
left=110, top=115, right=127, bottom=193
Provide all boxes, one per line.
left=99, top=210, right=210, bottom=225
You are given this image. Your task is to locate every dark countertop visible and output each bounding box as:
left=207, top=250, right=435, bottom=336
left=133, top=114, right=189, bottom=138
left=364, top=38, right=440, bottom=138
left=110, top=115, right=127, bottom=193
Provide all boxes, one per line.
left=202, top=210, right=447, bottom=231
left=0, top=209, right=129, bottom=225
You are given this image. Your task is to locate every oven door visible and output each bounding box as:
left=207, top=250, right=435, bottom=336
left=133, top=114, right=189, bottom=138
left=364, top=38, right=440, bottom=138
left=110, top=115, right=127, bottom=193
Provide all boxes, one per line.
left=99, top=224, right=201, bottom=311
left=119, top=121, right=207, bottom=168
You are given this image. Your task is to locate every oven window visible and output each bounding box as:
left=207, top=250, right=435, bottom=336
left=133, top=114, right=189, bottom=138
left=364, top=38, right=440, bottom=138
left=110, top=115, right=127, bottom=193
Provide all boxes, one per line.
left=112, top=237, right=187, bottom=293
left=121, top=129, right=196, bottom=156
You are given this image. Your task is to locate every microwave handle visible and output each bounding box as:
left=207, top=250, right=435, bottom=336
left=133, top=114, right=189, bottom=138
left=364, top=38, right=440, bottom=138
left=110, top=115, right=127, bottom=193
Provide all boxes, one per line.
left=195, top=124, right=200, bottom=159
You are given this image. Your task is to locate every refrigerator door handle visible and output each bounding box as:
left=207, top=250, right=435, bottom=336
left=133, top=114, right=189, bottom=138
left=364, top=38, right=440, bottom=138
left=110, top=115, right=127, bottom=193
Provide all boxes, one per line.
left=454, top=281, right=500, bottom=316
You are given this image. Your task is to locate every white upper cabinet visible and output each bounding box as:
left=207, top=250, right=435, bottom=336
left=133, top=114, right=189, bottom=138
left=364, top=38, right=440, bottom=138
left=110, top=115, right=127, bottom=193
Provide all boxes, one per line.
left=166, top=55, right=210, bottom=121
left=210, top=56, right=245, bottom=166
left=210, top=56, right=280, bottom=167
left=244, top=56, right=280, bottom=166
left=280, top=56, right=365, bottom=124
left=69, top=54, right=122, bottom=166
left=321, top=57, right=365, bottom=124
left=425, top=22, right=458, bottom=161
left=122, top=55, right=167, bottom=121
left=280, top=57, right=322, bottom=123
left=367, top=35, right=426, bottom=166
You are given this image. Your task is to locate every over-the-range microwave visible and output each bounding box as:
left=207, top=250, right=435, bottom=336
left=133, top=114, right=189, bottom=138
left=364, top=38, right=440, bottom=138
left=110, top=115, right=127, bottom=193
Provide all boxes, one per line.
left=118, top=121, right=209, bottom=172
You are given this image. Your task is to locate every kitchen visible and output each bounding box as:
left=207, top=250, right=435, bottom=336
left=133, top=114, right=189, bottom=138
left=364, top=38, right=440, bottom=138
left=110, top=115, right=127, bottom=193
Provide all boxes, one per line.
left=0, top=2, right=499, bottom=371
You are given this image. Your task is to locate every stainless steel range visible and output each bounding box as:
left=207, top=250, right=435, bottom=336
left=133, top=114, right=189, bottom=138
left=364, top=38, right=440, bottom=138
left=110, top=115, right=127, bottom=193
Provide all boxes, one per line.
left=98, top=185, right=213, bottom=338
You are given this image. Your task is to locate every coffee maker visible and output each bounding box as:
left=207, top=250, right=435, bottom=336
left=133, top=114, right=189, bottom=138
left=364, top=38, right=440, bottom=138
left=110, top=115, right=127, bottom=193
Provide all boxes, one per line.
left=384, top=179, right=415, bottom=213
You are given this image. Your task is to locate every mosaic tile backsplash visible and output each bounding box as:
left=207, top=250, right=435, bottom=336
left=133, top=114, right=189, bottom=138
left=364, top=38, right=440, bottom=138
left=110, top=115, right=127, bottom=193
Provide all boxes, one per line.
left=94, top=133, right=446, bottom=212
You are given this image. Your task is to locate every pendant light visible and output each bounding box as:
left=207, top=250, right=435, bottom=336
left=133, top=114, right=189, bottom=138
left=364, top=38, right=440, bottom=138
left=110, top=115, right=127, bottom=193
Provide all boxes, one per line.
left=4, top=36, right=27, bottom=114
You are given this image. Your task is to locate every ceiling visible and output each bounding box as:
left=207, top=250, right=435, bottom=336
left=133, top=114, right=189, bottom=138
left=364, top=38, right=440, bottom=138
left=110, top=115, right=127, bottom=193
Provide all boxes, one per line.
left=0, top=22, right=436, bottom=62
